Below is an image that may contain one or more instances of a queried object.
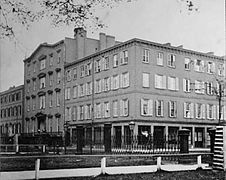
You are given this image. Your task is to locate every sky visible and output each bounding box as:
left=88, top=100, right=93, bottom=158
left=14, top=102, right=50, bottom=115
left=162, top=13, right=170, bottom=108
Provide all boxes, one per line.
left=0, top=0, right=225, bottom=92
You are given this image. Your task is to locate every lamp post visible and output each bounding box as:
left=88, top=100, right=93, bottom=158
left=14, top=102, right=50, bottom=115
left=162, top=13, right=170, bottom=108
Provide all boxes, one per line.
left=129, top=121, right=135, bottom=152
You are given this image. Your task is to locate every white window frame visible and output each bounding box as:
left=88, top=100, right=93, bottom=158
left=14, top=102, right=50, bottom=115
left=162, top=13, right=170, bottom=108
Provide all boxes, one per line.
left=207, top=61, right=215, bottom=74
left=40, top=59, right=46, bottom=70
left=155, top=100, right=163, bottom=117
left=157, top=52, right=163, bottom=66
left=184, top=57, right=191, bottom=70
left=142, top=73, right=149, bottom=88
left=167, top=54, right=176, bottom=68
left=121, top=72, right=129, bottom=88
left=168, top=76, right=179, bottom=91
left=40, top=77, right=46, bottom=89
left=184, top=102, right=194, bottom=118
left=141, top=99, right=153, bottom=116
left=155, top=74, right=166, bottom=89
left=142, top=49, right=150, bottom=63
left=39, top=95, right=45, bottom=109
left=169, top=101, right=177, bottom=118
left=113, top=100, right=118, bottom=117
left=113, top=54, right=118, bottom=67
left=120, top=99, right=129, bottom=117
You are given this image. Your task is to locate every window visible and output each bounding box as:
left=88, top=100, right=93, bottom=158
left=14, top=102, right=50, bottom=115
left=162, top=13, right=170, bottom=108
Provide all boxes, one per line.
left=207, top=104, right=216, bottom=120
left=168, top=77, right=179, bottom=91
left=141, top=99, right=153, bottom=116
left=184, top=58, right=191, bottom=70
left=65, top=107, right=72, bottom=121
left=56, top=92, right=60, bottom=106
left=32, top=98, right=36, bottom=110
left=184, top=102, right=194, bottom=118
left=65, top=87, right=71, bottom=100
left=167, top=54, right=176, bottom=67
left=40, top=59, right=46, bottom=70
left=155, top=74, right=166, bottom=89
left=86, top=63, right=92, bottom=76
left=57, top=71, right=61, bottom=84
left=103, top=57, right=110, bottom=70
left=95, top=103, right=102, bottom=118
left=120, top=50, right=128, bottom=65
left=33, top=80, right=36, bottom=91
left=157, top=52, right=163, bottom=66
left=86, top=82, right=92, bottom=95
left=49, top=94, right=53, bottom=107
left=195, top=103, right=205, bottom=119
left=207, top=62, right=215, bottom=74
left=113, top=100, right=118, bottom=117
left=40, top=77, right=46, bottom=89
left=218, top=63, right=225, bottom=76
left=120, top=99, right=129, bottom=116
left=195, top=80, right=205, bottom=94
left=27, top=64, right=30, bottom=75
left=142, top=73, right=150, bottom=88
left=79, top=84, right=86, bottom=97
left=142, top=49, right=150, bottom=63
left=80, top=65, right=85, bottom=77
left=73, top=86, right=77, bottom=98
left=27, top=82, right=30, bottom=93
left=121, top=72, right=129, bottom=88
left=39, top=95, right=45, bottom=109
left=86, top=104, right=92, bottom=119
left=49, top=74, right=53, bottom=86
left=103, top=77, right=110, bottom=92
left=49, top=54, right=53, bottom=66
left=155, top=100, right=163, bottom=117
left=73, top=68, right=77, bottom=79
left=169, top=101, right=177, bottom=117
left=95, top=80, right=102, bottom=94
left=66, top=70, right=71, bottom=81
left=57, top=50, right=61, bottom=63
left=27, top=99, right=30, bottom=112
left=33, top=62, right=36, bottom=73
left=104, top=102, right=110, bottom=118
left=95, top=60, right=101, bottom=73
left=183, top=79, right=190, bottom=92
left=206, top=82, right=213, bottom=95
left=194, top=59, right=204, bottom=72
left=72, top=106, right=77, bottom=121
left=112, top=75, right=119, bottom=90
left=113, top=54, right=118, bottom=67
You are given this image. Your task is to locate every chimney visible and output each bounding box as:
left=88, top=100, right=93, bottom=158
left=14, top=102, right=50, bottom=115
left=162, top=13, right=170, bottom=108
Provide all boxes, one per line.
left=106, top=35, right=115, bottom=48
left=74, top=27, right=87, bottom=59
left=163, top=43, right=171, bottom=46
left=177, top=45, right=183, bottom=48
left=206, top=52, right=214, bottom=55
left=99, top=33, right=106, bottom=50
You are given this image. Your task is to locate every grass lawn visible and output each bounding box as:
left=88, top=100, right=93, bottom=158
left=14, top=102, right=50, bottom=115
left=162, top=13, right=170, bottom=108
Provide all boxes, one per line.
left=47, top=170, right=226, bottom=180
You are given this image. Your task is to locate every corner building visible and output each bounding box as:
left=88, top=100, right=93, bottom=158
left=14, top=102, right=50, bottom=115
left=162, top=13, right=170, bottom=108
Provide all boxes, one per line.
left=23, top=28, right=119, bottom=138
left=0, top=85, right=24, bottom=143
left=65, top=38, right=225, bottom=148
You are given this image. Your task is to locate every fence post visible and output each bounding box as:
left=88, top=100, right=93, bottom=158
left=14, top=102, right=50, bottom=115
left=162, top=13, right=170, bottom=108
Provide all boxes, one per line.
left=178, top=129, right=190, bottom=153
left=157, top=156, right=161, bottom=171
left=101, top=157, right=106, bottom=174
left=35, top=158, right=40, bottom=180
left=197, top=155, right=202, bottom=169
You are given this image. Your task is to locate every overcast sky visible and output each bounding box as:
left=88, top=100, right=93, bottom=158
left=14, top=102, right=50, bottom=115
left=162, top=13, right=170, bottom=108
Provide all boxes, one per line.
left=0, top=0, right=225, bottom=92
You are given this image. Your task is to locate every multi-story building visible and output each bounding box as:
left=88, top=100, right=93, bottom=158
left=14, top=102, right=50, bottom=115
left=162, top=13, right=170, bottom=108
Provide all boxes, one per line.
left=65, top=38, right=225, bottom=148
left=0, top=85, right=24, bottom=142
left=23, top=28, right=119, bottom=138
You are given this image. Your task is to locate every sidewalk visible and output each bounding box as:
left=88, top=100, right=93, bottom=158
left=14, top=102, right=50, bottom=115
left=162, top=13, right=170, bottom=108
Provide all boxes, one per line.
left=0, top=163, right=210, bottom=180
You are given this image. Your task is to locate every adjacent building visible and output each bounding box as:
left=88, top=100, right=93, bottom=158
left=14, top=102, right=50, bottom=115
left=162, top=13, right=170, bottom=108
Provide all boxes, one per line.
left=0, top=85, right=24, bottom=143
left=23, top=28, right=119, bottom=139
left=65, top=38, right=225, bottom=148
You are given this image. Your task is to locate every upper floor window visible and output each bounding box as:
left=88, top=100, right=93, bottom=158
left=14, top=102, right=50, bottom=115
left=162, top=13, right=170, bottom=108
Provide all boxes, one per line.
left=184, top=57, right=191, bottom=70
left=73, top=86, right=77, bottom=98
left=207, top=62, right=215, bottom=74
left=95, top=59, right=101, bottom=73
left=27, top=64, right=30, bottom=75
left=103, top=57, right=110, bottom=70
left=95, top=80, right=102, bottom=94
left=141, top=99, right=153, bottom=116
left=113, top=54, right=118, bottom=67
left=168, top=76, right=179, bottom=91
left=39, top=95, right=45, bottom=109
left=169, top=101, right=177, bottom=118
left=85, top=63, right=92, bottom=76
left=155, top=100, right=163, bottom=117
left=95, top=103, right=101, bottom=118
left=157, top=52, right=163, bottom=66
left=33, top=62, right=36, bottom=73
left=40, top=59, right=46, bottom=70
left=183, top=79, right=190, bottom=92
left=80, top=65, right=85, bottom=77
left=49, top=74, right=53, bottom=86
left=113, top=100, right=118, bottom=117
left=103, top=102, right=110, bottom=118
left=86, top=82, right=92, bottom=95
left=65, top=87, right=71, bottom=100
left=79, top=84, right=86, bottom=97
left=195, top=80, right=205, bottom=94
left=218, top=63, right=225, bottom=76
left=56, top=91, right=60, bottom=106
left=57, top=71, right=61, bottom=84
left=112, top=75, right=119, bottom=90
left=142, top=73, right=150, bottom=88
left=49, top=94, right=53, bottom=108
left=57, top=50, right=61, bottom=64
left=184, top=102, right=194, bottom=118
left=66, top=70, right=72, bottom=82
left=85, top=104, right=92, bottom=120
left=49, top=54, right=53, bottom=66
left=206, top=82, right=213, bottom=95
left=194, top=59, right=204, bottom=72
left=120, top=99, right=129, bottom=116
left=155, top=74, right=166, bottom=89
left=167, top=54, right=176, bottom=68
left=142, top=49, right=150, bottom=63
left=195, top=103, right=205, bottom=119
left=33, top=79, right=36, bottom=91
left=121, top=72, right=130, bottom=88
left=207, top=104, right=215, bottom=120
left=103, top=77, right=110, bottom=92
left=40, top=77, right=46, bottom=89
left=73, top=68, right=77, bottom=80
left=120, top=50, right=128, bottom=65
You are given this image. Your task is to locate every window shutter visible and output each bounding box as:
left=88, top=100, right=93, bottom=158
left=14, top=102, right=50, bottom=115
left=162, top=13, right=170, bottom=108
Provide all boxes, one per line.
left=163, top=76, right=166, bottom=89
left=195, top=104, right=198, bottom=119
left=206, top=104, right=210, bottom=119
left=190, top=103, right=194, bottom=118
left=176, top=77, right=179, bottom=91
left=148, top=99, right=153, bottom=116
left=183, top=103, right=186, bottom=118
left=161, top=101, right=164, bottom=116
left=168, top=101, right=171, bottom=117
left=155, top=100, right=158, bottom=116
left=183, top=79, right=186, bottom=91
left=213, top=105, right=216, bottom=120
left=126, top=99, right=129, bottom=116
left=141, top=99, right=144, bottom=116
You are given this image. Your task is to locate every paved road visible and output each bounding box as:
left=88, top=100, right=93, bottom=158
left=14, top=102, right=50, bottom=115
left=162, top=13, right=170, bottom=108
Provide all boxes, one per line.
left=0, top=163, right=209, bottom=180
